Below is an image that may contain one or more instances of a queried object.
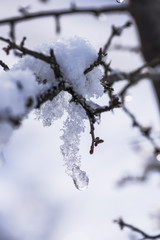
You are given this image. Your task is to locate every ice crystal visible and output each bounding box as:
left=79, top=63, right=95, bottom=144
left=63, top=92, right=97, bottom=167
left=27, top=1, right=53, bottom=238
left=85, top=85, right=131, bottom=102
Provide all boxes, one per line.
left=60, top=102, right=86, bottom=172
left=35, top=91, right=70, bottom=126
left=60, top=102, right=89, bottom=189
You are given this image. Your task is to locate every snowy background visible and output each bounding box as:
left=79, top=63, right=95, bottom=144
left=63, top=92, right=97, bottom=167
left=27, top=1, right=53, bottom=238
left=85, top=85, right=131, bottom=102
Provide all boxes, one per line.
left=0, top=0, right=160, bottom=240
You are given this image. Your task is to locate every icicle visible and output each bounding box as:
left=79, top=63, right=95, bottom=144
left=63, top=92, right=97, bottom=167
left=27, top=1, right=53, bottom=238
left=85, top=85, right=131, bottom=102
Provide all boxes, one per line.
left=71, top=165, right=89, bottom=191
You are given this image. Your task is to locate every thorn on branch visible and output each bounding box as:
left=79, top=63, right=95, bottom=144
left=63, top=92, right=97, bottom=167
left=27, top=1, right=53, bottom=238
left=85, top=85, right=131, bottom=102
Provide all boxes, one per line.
left=18, top=5, right=30, bottom=16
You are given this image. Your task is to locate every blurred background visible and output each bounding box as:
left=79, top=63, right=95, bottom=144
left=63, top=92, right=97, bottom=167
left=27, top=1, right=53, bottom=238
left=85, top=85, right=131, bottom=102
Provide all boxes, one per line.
left=0, top=0, right=160, bottom=239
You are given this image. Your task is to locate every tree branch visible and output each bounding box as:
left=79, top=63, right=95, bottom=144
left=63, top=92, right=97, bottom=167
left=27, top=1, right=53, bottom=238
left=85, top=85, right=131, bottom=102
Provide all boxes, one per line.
left=103, top=21, right=132, bottom=54
left=122, top=104, right=160, bottom=156
left=84, top=48, right=106, bottom=75
left=0, top=60, right=9, bottom=71
left=0, top=5, right=128, bottom=26
left=114, top=218, right=160, bottom=239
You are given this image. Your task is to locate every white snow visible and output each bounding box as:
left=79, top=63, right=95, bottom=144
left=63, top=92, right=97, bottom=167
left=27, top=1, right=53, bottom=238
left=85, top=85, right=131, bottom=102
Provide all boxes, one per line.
left=0, top=69, right=38, bottom=146
left=0, top=0, right=159, bottom=240
left=16, top=37, right=104, bottom=98
left=15, top=37, right=104, bottom=185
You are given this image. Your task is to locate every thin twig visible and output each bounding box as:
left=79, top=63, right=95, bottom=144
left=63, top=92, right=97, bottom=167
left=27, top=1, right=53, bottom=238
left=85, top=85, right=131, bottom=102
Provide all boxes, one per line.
left=0, top=60, right=9, bottom=71
left=103, top=21, right=132, bottom=54
left=9, top=22, right=15, bottom=42
left=84, top=48, right=106, bottom=75
left=0, top=6, right=128, bottom=25
left=89, top=118, right=96, bottom=154
left=49, top=48, right=62, bottom=78
left=0, top=37, right=62, bottom=79
left=114, top=218, right=160, bottom=239
left=122, top=104, right=160, bottom=155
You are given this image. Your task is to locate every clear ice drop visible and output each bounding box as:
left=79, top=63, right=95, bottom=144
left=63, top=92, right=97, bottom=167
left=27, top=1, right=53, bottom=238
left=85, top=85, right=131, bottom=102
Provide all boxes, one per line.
left=72, top=166, right=89, bottom=191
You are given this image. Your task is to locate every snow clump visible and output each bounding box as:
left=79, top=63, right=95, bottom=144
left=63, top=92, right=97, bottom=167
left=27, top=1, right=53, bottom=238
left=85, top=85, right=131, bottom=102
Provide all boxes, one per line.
left=1, top=37, right=105, bottom=189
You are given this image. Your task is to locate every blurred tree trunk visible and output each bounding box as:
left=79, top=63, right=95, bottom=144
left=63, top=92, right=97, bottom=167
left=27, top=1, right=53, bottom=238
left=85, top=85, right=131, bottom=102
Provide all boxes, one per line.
left=129, top=0, right=160, bottom=109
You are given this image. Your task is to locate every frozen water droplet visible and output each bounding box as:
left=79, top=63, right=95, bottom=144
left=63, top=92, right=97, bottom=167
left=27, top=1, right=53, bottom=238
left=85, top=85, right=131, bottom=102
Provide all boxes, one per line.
left=72, top=166, right=89, bottom=191
left=116, top=0, right=124, bottom=3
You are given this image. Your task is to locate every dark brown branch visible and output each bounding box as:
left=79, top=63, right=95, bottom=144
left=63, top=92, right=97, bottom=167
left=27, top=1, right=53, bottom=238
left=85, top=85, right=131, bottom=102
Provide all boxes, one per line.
left=114, top=218, right=160, bottom=239
left=0, top=36, right=51, bottom=62
left=94, top=95, right=121, bottom=114
left=89, top=118, right=104, bottom=155
left=9, top=22, right=15, bottom=42
left=89, top=118, right=96, bottom=154
left=0, top=37, right=62, bottom=79
left=122, top=104, right=160, bottom=155
left=0, top=60, right=9, bottom=71
left=66, top=87, right=121, bottom=154
left=103, top=21, right=132, bottom=54
left=116, top=58, right=160, bottom=98
left=0, top=6, right=128, bottom=25
left=49, top=49, right=62, bottom=78
left=84, top=48, right=106, bottom=75
left=0, top=37, right=119, bottom=155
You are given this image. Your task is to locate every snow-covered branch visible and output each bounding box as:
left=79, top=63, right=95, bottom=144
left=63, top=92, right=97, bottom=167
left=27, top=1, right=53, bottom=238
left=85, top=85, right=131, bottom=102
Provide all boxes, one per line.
left=0, top=36, right=123, bottom=189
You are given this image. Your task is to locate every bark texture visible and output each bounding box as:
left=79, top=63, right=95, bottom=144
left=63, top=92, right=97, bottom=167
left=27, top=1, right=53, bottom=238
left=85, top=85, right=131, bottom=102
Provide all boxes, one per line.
left=129, top=0, right=160, bottom=108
